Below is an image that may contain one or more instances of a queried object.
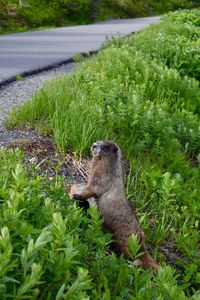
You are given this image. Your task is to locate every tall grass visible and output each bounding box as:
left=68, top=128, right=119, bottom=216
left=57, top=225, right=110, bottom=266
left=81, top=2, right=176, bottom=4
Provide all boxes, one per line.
left=8, top=39, right=200, bottom=158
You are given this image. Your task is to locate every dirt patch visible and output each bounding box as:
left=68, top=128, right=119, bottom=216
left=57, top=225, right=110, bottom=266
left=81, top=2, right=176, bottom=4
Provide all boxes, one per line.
left=6, top=131, right=91, bottom=193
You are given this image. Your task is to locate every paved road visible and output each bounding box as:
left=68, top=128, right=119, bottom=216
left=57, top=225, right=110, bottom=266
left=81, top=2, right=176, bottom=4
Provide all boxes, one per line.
left=0, top=17, right=159, bottom=84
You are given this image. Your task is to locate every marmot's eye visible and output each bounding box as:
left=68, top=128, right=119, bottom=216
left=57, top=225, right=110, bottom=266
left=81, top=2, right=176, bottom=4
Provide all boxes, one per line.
left=103, top=145, right=109, bottom=151
left=113, top=146, right=118, bottom=153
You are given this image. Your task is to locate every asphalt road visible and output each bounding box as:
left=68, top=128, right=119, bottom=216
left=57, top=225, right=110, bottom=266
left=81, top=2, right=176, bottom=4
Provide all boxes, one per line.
left=0, top=17, right=160, bottom=84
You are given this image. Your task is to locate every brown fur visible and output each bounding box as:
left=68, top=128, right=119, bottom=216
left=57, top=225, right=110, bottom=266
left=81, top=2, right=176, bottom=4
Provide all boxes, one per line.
left=70, top=140, right=159, bottom=271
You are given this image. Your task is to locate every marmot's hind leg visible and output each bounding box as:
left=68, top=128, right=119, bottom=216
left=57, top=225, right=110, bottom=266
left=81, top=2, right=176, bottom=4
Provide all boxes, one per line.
left=116, top=238, right=132, bottom=260
left=139, top=245, right=159, bottom=271
left=116, top=238, right=159, bottom=271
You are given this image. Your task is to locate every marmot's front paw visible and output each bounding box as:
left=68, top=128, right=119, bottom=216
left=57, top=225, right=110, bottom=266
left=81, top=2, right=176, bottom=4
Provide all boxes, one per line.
left=76, top=199, right=90, bottom=210
left=72, top=194, right=84, bottom=200
left=72, top=196, right=90, bottom=210
left=69, top=184, right=86, bottom=199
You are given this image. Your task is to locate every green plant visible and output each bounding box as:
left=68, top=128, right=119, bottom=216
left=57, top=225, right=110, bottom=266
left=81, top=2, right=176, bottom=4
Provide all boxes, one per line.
left=132, top=19, right=200, bottom=80
left=73, top=53, right=86, bottom=62
left=16, top=74, right=23, bottom=81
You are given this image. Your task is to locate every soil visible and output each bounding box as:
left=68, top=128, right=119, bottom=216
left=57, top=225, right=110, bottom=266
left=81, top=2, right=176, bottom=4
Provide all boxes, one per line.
left=6, top=127, right=90, bottom=190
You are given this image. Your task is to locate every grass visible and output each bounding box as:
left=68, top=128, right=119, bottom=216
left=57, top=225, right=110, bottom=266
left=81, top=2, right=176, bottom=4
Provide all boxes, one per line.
left=3, top=8, right=200, bottom=299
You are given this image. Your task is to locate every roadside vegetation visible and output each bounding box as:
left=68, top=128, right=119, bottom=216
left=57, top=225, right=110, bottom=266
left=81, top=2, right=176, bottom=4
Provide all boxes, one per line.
left=0, top=0, right=199, bottom=34
left=3, top=8, right=200, bottom=299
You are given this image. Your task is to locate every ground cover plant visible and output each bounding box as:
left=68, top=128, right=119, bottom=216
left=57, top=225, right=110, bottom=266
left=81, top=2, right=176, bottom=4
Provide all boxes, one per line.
left=3, top=8, right=200, bottom=299
left=0, top=147, right=199, bottom=299
left=127, top=9, right=200, bottom=81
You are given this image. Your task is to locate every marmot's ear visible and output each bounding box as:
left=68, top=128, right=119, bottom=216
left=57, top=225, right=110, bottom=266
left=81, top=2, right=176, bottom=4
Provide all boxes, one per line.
left=113, top=146, right=118, bottom=153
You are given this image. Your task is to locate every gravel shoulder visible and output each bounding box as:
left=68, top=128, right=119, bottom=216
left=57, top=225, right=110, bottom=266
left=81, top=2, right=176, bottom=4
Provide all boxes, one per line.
left=0, top=62, right=75, bottom=147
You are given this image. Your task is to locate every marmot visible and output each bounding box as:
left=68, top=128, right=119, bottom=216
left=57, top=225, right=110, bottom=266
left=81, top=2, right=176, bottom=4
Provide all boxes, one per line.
left=70, top=140, right=159, bottom=271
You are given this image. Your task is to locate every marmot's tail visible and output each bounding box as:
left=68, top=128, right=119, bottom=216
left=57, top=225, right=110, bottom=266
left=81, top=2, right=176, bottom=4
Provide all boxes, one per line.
left=139, top=245, right=159, bottom=271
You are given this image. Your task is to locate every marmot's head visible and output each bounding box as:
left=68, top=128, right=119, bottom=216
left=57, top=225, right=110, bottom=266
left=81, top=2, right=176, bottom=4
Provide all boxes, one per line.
left=91, top=140, right=119, bottom=158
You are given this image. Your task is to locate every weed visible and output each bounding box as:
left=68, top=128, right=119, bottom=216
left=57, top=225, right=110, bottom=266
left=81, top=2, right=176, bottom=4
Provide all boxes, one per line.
left=73, top=53, right=86, bottom=62
left=16, top=74, right=23, bottom=81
